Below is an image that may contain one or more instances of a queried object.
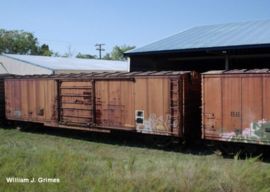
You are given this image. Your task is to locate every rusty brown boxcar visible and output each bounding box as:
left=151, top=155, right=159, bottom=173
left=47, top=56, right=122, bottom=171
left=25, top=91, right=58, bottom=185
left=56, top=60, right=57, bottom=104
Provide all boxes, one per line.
left=202, top=69, right=270, bottom=146
left=0, top=74, right=14, bottom=125
left=5, top=71, right=201, bottom=139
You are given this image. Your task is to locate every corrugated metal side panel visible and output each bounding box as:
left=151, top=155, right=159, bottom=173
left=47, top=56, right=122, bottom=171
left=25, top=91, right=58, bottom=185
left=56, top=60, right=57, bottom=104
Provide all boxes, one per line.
left=202, top=73, right=270, bottom=145
left=263, top=77, right=270, bottom=123
left=42, top=80, right=58, bottom=126
left=148, top=78, right=170, bottom=133
left=20, top=80, right=27, bottom=118
left=202, top=75, right=222, bottom=138
left=222, top=77, right=241, bottom=134
left=119, top=81, right=135, bottom=127
left=28, top=80, right=37, bottom=120
left=5, top=80, right=15, bottom=120
left=0, top=77, right=6, bottom=124
left=95, top=80, right=135, bottom=130
left=134, top=77, right=179, bottom=136
left=241, top=77, right=263, bottom=128
left=5, top=79, right=57, bottom=124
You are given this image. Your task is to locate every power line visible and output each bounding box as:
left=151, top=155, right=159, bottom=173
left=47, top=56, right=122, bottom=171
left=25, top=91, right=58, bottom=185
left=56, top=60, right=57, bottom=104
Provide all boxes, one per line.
left=95, top=43, right=105, bottom=59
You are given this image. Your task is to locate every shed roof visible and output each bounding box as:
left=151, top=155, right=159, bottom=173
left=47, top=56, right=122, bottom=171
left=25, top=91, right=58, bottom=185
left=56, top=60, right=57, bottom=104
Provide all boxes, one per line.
left=2, top=54, right=129, bottom=72
left=0, top=63, right=9, bottom=74
left=126, top=20, right=270, bottom=55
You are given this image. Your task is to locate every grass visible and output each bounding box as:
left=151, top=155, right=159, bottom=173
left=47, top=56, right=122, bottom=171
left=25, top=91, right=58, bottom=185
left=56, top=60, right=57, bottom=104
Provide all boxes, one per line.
left=0, top=127, right=270, bottom=192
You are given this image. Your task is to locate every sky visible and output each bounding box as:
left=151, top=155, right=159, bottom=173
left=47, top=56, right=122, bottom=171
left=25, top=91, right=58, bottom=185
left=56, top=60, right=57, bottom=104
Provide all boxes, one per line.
left=1, top=0, right=270, bottom=56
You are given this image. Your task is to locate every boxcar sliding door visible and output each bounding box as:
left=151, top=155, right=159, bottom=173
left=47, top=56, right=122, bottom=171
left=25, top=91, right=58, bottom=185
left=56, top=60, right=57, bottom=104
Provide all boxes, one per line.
left=58, top=80, right=94, bottom=127
left=94, top=80, right=135, bottom=130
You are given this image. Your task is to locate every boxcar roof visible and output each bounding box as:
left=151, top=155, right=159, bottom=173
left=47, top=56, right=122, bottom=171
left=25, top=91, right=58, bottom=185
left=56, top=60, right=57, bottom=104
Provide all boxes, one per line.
left=203, top=69, right=270, bottom=75
left=5, top=71, right=191, bottom=79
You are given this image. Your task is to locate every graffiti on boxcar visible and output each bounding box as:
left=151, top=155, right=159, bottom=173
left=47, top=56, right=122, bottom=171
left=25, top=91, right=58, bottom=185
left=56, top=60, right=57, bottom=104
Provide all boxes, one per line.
left=136, top=113, right=178, bottom=133
left=14, top=110, right=21, bottom=118
left=220, top=119, right=270, bottom=144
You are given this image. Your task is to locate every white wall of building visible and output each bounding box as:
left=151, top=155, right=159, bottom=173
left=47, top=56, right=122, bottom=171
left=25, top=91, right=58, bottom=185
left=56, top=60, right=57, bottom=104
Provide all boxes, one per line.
left=0, top=56, right=53, bottom=75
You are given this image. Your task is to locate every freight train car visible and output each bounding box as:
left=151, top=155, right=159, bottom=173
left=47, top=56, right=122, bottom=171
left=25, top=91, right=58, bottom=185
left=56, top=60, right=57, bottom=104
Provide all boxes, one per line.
left=5, top=71, right=200, bottom=139
left=202, top=69, right=270, bottom=148
left=0, top=74, right=13, bottom=125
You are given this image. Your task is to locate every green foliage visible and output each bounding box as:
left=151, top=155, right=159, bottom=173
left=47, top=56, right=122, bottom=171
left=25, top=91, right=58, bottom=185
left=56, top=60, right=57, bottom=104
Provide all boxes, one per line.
left=102, top=53, right=112, bottom=60
left=102, top=45, right=135, bottom=60
left=0, top=128, right=270, bottom=192
left=76, top=52, right=97, bottom=59
left=37, top=44, right=53, bottom=56
left=0, top=29, right=53, bottom=56
left=110, top=45, right=135, bottom=60
left=52, top=52, right=61, bottom=57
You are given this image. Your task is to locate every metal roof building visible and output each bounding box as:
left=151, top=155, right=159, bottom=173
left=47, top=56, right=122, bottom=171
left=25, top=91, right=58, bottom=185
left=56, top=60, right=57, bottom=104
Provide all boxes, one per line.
left=0, top=54, right=129, bottom=75
left=125, top=20, right=270, bottom=72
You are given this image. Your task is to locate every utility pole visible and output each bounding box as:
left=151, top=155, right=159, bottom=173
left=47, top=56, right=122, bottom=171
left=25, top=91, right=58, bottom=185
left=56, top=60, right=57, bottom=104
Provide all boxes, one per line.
left=95, top=43, right=105, bottom=59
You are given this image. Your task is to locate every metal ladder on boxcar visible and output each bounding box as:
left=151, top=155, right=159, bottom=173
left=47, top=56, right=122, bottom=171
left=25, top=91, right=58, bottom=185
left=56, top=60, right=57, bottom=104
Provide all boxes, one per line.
left=169, top=79, right=181, bottom=135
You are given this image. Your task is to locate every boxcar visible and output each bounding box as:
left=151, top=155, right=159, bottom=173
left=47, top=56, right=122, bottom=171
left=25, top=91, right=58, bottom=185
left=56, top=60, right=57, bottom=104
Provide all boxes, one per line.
left=5, top=71, right=200, bottom=139
left=202, top=69, right=270, bottom=146
left=0, top=74, right=13, bottom=125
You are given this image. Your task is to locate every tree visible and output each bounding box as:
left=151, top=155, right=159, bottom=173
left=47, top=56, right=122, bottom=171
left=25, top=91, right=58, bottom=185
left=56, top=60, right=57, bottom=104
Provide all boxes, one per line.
left=0, top=29, right=53, bottom=56
left=37, top=44, right=53, bottom=56
left=0, top=29, right=38, bottom=54
left=102, top=53, right=111, bottom=60
left=76, top=52, right=97, bottom=59
left=110, top=45, right=135, bottom=60
left=53, top=52, right=61, bottom=57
